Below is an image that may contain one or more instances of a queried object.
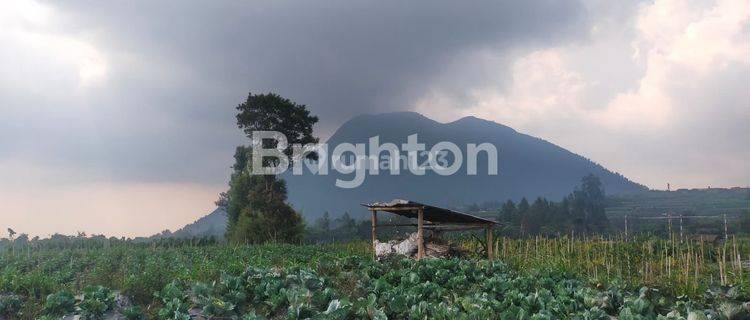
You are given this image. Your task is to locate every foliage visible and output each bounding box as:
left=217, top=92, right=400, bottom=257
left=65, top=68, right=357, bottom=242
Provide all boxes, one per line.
left=0, top=293, right=23, bottom=318
left=235, top=92, right=319, bottom=160
left=43, top=291, right=76, bottom=316
left=121, top=306, right=146, bottom=320
left=155, top=282, right=190, bottom=320
left=79, top=285, right=115, bottom=319
left=495, top=174, right=609, bottom=236
left=0, top=240, right=747, bottom=319
left=306, top=212, right=422, bottom=244
left=148, top=256, right=747, bottom=319
left=225, top=92, right=318, bottom=245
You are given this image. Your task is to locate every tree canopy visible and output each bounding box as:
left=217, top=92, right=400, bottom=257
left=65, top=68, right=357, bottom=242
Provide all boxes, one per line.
left=224, top=92, right=319, bottom=244
left=497, top=174, right=609, bottom=236
left=236, top=92, right=319, bottom=161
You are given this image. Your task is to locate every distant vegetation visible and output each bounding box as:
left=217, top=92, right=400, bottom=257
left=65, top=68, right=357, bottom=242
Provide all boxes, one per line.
left=608, top=188, right=750, bottom=217
left=144, top=182, right=750, bottom=244
left=606, top=188, right=750, bottom=235
left=490, top=174, right=609, bottom=236
left=460, top=187, right=750, bottom=239
left=150, top=208, right=227, bottom=241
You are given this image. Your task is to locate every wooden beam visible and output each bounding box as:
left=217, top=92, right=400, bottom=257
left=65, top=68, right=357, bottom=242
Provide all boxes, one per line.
left=417, top=207, right=424, bottom=260
left=371, top=210, right=377, bottom=258
left=367, top=206, right=423, bottom=211
left=426, top=226, right=486, bottom=232
left=426, top=223, right=492, bottom=228
left=375, top=221, right=437, bottom=227
left=377, top=223, right=419, bottom=227
left=372, top=222, right=491, bottom=227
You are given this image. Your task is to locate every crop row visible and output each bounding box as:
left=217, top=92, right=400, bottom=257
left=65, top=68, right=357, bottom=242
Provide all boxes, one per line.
left=1, top=243, right=749, bottom=319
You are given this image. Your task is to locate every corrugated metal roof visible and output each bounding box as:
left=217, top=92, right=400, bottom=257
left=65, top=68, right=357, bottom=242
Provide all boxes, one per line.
left=362, top=199, right=498, bottom=225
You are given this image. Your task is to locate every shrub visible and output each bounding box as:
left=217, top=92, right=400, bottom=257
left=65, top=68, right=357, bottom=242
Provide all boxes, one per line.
left=43, top=291, right=76, bottom=316
left=79, top=286, right=115, bottom=320
left=0, top=293, right=23, bottom=318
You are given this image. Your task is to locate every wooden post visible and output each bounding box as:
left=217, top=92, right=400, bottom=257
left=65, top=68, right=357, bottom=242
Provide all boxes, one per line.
left=371, top=210, right=378, bottom=258
left=667, top=212, right=672, bottom=241
left=486, top=225, right=494, bottom=260
left=679, top=214, right=684, bottom=243
left=417, top=207, right=424, bottom=260
left=624, top=214, right=629, bottom=241
left=724, top=214, right=728, bottom=240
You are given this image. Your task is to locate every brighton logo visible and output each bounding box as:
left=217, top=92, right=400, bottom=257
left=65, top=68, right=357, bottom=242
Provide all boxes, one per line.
left=250, top=131, right=499, bottom=188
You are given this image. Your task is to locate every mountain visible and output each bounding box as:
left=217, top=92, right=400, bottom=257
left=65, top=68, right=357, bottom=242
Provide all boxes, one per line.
left=284, top=112, right=646, bottom=220
left=155, top=207, right=227, bottom=239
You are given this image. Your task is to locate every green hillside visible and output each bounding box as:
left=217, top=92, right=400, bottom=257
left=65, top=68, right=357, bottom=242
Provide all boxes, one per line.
left=606, top=188, right=750, bottom=234
left=606, top=187, right=750, bottom=217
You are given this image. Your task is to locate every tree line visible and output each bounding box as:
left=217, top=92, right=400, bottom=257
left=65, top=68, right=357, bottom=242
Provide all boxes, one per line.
left=493, top=174, right=610, bottom=236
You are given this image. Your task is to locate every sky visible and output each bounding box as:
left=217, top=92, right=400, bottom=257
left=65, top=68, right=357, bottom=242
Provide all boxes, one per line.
left=0, top=0, right=748, bottom=237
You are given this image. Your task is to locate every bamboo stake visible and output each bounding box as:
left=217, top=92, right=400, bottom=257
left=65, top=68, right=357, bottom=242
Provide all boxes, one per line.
left=417, top=207, right=424, bottom=260
left=371, top=210, right=378, bottom=259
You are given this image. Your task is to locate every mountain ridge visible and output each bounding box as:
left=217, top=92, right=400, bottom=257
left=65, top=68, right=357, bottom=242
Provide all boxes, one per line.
left=285, top=112, right=646, bottom=220
left=150, top=207, right=227, bottom=240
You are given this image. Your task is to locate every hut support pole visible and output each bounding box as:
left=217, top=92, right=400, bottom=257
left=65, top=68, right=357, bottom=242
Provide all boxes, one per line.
left=486, top=225, right=494, bottom=260
left=371, top=210, right=378, bottom=258
left=417, top=207, right=424, bottom=260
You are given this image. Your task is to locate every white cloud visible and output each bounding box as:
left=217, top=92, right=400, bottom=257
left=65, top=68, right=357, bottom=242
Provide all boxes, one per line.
left=597, top=0, right=750, bottom=129
left=0, top=0, right=108, bottom=93
left=415, top=49, right=589, bottom=129
left=416, top=0, right=750, bottom=189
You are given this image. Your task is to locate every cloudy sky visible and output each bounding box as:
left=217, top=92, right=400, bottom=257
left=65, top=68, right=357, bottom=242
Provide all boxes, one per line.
left=1, top=0, right=748, bottom=237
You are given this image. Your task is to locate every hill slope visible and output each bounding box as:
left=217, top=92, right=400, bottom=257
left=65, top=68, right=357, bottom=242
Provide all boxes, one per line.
left=606, top=187, right=750, bottom=217
left=285, top=112, right=646, bottom=220
left=158, top=207, right=227, bottom=239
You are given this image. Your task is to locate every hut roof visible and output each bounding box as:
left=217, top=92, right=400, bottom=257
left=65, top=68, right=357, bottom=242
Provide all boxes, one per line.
left=362, top=199, right=498, bottom=225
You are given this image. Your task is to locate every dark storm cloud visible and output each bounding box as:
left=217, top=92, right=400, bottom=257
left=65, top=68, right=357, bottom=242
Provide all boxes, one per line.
left=4, top=0, right=589, bottom=184
left=58, top=0, right=588, bottom=122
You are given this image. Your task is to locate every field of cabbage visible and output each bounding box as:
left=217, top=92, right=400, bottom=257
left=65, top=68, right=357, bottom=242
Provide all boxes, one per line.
left=0, top=240, right=749, bottom=319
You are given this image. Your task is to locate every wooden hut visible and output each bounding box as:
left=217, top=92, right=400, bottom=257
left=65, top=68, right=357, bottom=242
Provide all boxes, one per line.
left=362, top=199, right=499, bottom=260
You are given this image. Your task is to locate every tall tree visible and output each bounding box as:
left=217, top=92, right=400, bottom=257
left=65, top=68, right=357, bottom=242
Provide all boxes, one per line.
left=525, top=198, right=550, bottom=235
left=499, top=200, right=517, bottom=223
left=225, top=92, right=319, bottom=244
left=518, top=198, right=530, bottom=234
left=569, top=174, right=608, bottom=233
left=334, top=212, right=357, bottom=236
left=316, top=212, right=331, bottom=233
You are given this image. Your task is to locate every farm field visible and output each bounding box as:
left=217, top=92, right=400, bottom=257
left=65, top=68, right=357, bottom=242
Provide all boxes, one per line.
left=1, top=237, right=749, bottom=320
left=606, top=188, right=750, bottom=218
